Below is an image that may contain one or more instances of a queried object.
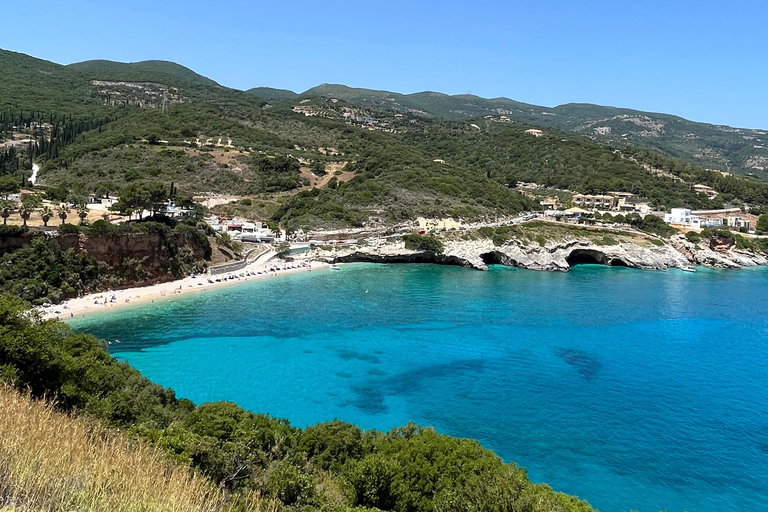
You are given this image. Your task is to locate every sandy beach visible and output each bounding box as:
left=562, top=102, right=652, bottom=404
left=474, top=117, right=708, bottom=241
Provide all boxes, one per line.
left=39, top=259, right=330, bottom=321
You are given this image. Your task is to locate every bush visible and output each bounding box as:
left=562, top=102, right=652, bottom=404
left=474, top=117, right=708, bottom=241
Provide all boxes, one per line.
left=757, top=213, right=768, bottom=234
left=685, top=231, right=702, bottom=243
left=57, top=223, right=81, bottom=234
left=402, top=234, right=444, bottom=253
left=0, top=225, right=27, bottom=238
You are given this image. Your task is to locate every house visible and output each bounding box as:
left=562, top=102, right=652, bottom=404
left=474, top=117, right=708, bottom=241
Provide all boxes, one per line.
left=665, top=208, right=695, bottom=225
left=540, top=197, right=559, bottom=210
left=664, top=208, right=723, bottom=228
left=563, top=207, right=593, bottom=218
left=727, top=216, right=751, bottom=230
left=693, top=184, right=718, bottom=199
left=691, top=217, right=723, bottom=228
left=524, top=129, right=544, bottom=137
left=572, top=194, right=614, bottom=209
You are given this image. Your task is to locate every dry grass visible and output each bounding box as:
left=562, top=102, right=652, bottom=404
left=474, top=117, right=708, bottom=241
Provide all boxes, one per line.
left=0, top=385, right=275, bottom=512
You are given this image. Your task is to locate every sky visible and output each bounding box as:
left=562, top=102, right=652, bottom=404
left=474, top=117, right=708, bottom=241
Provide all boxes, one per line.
left=1, top=0, right=765, bottom=128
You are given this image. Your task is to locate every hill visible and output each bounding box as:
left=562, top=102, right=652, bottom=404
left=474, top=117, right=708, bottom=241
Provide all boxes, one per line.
left=4, top=47, right=768, bottom=232
left=68, top=59, right=220, bottom=87
left=289, top=84, right=768, bottom=179
left=247, top=86, right=299, bottom=100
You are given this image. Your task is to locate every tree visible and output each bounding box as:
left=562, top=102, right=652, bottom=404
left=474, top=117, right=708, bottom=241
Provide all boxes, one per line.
left=40, top=205, right=53, bottom=227
left=756, top=213, right=768, bottom=235
left=0, top=201, right=14, bottom=225
left=0, top=175, right=19, bottom=199
left=275, top=241, right=291, bottom=256
left=77, top=204, right=89, bottom=226
left=145, top=182, right=169, bottom=215
left=57, top=204, right=68, bottom=225
left=21, top=194, right=42, bottom=208
left=115, top=183, right=151, bottom=218
left=18, top=204, right=32, bottom=226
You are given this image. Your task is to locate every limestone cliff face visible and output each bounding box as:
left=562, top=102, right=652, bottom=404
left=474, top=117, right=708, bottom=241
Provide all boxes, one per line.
left=309, top=235, right=690, bottom=272
left=671, top=234, right=768, bottom=268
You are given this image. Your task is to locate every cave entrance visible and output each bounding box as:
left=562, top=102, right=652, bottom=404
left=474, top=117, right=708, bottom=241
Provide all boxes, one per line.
left=566, top=249, right=630, bottom=268
left=480, top=252, right=504, bottom=265
left=566, top=249, right=607, bottom=267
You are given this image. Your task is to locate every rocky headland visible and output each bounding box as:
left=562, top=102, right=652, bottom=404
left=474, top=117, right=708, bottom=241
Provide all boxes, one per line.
left=305, top=222, right=768, bottom=272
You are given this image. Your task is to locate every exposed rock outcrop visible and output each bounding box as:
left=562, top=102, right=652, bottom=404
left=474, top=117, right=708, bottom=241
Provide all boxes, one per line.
left=309, top=235, right=691, bottom=272
left=671, top=234, right=768, bottom=268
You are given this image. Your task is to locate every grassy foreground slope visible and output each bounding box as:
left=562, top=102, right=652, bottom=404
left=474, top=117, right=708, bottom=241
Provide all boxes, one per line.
left=0, top=293, right=596, bottom=512
left=0, top=385, right=269, bottom=512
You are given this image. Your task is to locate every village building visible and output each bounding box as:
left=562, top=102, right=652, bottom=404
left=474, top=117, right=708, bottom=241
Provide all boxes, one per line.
left=539, top=197, right=559, bottom=210
left=524, top=129, right=544, bottom=137
left=664, top=208, right=724, bottom=229
left=727, top=216, right=751, bottom=230
left=693, top=184, right=718, bottom=199
left=572, top=194, right=614, bottom=209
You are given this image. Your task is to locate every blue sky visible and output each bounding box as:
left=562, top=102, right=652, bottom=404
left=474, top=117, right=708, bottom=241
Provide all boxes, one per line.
left=1, top=0, right=765, bottom=128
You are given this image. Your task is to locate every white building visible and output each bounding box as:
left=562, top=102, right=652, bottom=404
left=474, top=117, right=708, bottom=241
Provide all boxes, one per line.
left=665, top=208, right=723, bottom=228
left=665, top=208, right=694, bottom=225
left=727, top=216, right=751, bottom=230
left=691, top=217, right=723, bottom=229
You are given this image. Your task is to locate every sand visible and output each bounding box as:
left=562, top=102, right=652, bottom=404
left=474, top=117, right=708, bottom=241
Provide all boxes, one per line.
left=39, top=259, right=330, bottom=321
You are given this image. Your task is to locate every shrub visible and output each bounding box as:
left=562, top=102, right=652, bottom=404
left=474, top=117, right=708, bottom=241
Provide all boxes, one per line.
left=57, top=223, right=81, bottom=234
left=402, top=234, right=444, bottom=253
left=685, top=231, right=702, bottom=243
left=0, top=225, right=27, bottom=238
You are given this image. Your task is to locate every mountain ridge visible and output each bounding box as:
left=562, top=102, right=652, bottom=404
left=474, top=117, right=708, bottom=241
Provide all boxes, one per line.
left=67, top=59, right=220, bottom=87
left=245, top=83, right=766, bottom=177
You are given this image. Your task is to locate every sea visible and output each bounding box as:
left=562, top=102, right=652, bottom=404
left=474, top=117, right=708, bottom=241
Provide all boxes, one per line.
left=70, top=263, right=768, bottom=512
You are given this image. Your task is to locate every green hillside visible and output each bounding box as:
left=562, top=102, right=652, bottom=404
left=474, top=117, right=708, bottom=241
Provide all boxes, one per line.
left=0, top=49, right=100, bottom=114
left=4, top=47, right=768, bottom=232
left=291, top=84, right=768, bottom=178
left=67, top=59, right=220, bottom=87
left=247, top=86, right=299, bottom=100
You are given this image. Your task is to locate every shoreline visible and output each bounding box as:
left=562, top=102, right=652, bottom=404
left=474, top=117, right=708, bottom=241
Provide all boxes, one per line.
left=40, top=242, right=768, bottom=322
left=40, top=259, right=330, bottom=321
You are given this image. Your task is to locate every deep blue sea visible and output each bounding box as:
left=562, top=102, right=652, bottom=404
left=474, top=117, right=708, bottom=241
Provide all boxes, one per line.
left=70, top=264, right=768, bottom=512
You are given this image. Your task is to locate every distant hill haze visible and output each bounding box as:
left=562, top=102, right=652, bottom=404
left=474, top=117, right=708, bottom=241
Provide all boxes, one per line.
left=247, top=83, right=768, bottom=178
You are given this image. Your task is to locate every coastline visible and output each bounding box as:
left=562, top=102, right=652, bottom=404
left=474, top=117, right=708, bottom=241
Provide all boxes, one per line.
left=40, top=259, right=330, bottom=321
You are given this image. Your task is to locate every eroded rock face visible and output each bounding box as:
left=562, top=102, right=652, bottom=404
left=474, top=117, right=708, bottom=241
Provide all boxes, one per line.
left=309, top=235, right=690, bottom=272
left=671, top=234, right=767, bottom=268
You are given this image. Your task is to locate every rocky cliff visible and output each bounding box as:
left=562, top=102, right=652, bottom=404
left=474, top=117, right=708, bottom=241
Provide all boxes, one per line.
left=308, top=226, right=768, bottom=272
left=308, top=233, right=690, bottom=272
left=671, top=234, right=768, bottom=268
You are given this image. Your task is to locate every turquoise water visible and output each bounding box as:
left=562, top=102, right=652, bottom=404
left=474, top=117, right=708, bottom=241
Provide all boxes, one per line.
left=71, top=264, right=768, bottom=512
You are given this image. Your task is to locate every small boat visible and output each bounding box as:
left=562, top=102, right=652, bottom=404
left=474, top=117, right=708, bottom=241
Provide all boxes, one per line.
left=681, top=266, right=696, bottom=273
left=330, top=264, right=341, bottom=271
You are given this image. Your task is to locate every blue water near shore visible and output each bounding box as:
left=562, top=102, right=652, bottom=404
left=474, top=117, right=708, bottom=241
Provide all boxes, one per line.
left=71, top=264, right=768, bottom=512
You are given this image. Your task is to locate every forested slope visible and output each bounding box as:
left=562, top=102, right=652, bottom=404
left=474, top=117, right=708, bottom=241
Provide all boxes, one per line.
left=4, top=48, right=768, bottom=232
